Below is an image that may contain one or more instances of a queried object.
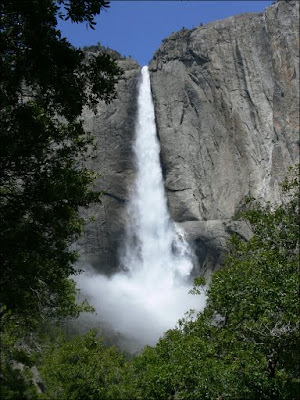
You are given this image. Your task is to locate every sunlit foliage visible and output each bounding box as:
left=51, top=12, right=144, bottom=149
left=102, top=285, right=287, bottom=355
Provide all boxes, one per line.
left=132, top=166, right=299, bottom=400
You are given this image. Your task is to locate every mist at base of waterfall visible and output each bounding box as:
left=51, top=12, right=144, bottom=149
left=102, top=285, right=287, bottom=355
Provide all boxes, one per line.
left=73, top=66, right=206, bottom=352
left=74, top=265, right=206, bottom=352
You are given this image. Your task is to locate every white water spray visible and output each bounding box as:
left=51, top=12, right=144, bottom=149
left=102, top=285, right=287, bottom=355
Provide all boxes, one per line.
left=77, top=66, right=205, bottom=350
left=122, top=66, right=194, bottom=284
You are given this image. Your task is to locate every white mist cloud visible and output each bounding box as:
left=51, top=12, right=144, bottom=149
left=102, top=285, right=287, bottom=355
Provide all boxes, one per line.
left=75, top=267, right=205, bottom=350
left=74, top=67, right=206, bottom=352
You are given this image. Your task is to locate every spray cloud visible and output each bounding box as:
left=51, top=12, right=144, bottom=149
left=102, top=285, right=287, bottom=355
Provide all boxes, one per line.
left=76, top=66, right=205, bottom=350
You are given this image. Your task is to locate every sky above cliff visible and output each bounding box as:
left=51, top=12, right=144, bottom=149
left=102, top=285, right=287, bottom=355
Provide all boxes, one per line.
left=58, top=0, right=273, bottom=66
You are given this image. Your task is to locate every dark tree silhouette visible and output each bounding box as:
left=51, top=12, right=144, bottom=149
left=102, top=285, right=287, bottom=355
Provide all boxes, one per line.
left=0, top=0, right=122, bottom=320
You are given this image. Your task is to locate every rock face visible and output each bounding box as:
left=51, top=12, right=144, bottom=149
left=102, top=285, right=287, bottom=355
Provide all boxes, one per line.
left=148, top=0, right=299, bottom=271
left=81, top=1, right=299, bottom=274
left=180, top=219, right=253, bottom=277
left=79, top=54, right=140, bottom=272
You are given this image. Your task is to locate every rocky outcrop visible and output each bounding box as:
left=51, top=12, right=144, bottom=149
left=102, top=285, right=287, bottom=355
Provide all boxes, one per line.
left=81, top=1, right=298, bottom=274
left=149, top=0, right=299, bottom=271
left=179, top=219, right=253, bottom=276
left=79, top=54, right=140, bottom=272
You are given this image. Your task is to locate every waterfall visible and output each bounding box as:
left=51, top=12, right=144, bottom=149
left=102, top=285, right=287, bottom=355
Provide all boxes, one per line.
left=76, top=66, right=205, bottom=351
left=122, top=66, right=194, bottom=288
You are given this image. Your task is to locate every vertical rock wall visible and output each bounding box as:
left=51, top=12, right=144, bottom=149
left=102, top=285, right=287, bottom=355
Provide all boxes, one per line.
left=81, top=1, right=299, bottom=274
left=149, top=0, right=298, bottom=220
left=80, top=56, right=140, bottom=272
left=149, top=0, right=299, bottom=271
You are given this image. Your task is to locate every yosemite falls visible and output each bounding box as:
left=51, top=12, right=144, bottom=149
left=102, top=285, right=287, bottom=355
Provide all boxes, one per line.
left=122, top=66, right=196, bottom=288
left=77, top=67, right=205, bottom=349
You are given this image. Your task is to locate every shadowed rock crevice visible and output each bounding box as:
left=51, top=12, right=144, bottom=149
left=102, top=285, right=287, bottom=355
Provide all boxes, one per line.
left=102, top=192, right=126, bottom=204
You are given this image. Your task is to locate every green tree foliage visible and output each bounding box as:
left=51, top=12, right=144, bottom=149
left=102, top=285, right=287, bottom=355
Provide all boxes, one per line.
left=132, top=167, right=300, bottom=400
left=40, top=330, right=137, bottom=400
left=3, top=168, right=297, bottom=399
left=0, top=314, right=41, bottom=399
left=0, top=0, right=122, bottom=320
left=0, top=2, right=122, bottom=396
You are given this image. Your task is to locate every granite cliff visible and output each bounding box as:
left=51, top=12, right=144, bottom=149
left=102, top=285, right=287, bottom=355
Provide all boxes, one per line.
left=149, top=0, right=299, bottom=272
left=81, top=1, right=299, bottom=274
left=80, top=50, right=140, bottom=272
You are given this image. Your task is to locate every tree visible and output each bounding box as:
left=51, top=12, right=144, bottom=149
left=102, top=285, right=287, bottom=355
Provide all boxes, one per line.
left=132, top=166, right=300, bottom=400
left=0, top=0, right=122, bottom=321
left=40, top=330, right=137, bottom=400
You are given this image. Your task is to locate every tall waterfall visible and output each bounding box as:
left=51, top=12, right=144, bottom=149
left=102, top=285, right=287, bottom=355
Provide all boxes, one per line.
left=122, top=66, right=194, bottom=289
left=77, top=67, right=205, bottom=351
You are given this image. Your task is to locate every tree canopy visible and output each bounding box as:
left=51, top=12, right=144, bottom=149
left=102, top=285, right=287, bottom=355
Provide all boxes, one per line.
left=7, top=166, right=295, bottom=400
left=41, top=330, right=136, bottom=400
left=130, top=166, right=300, bottom=400
left=0, top=0, right=122, bottom=320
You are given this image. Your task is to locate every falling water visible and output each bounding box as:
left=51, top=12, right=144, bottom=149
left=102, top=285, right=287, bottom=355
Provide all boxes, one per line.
left=76, top=66, right=205, bottom=350
left=122, top=66, right=194, bottom=285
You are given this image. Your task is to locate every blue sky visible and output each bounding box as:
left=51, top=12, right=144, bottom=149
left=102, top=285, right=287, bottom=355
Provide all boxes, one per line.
left=58, top=1, right=272, bottom=66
